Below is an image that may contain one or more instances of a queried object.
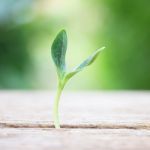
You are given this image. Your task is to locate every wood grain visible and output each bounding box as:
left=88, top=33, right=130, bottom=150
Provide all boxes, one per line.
left=0, top=91, right=150, bottom=149
left=0, top=128, right=150, bottom=150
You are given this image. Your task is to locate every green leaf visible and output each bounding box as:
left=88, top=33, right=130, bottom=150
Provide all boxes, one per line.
left=51, top=29, right=67, bottom=79
left=65, top=47, right=105, bottom=80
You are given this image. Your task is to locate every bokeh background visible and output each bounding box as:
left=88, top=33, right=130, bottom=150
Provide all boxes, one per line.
left=0, top=0, right=150, bottom=90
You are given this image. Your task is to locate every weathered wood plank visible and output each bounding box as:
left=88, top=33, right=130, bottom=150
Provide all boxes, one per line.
left=0, top=91, right=150, bottom=150
left=0, top=128, right=150, bottom=150
left=0, top=91, right=150, bottom=128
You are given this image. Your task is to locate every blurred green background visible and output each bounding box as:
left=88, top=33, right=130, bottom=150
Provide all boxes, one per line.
left=0, top=0, right=150, bottom=90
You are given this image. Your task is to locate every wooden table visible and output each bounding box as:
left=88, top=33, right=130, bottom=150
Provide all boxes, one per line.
left=0, top=91, right=150, bottom=150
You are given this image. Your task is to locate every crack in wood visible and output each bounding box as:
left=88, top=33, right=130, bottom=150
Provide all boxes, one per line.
left=0, top=122, right=150, bottom=129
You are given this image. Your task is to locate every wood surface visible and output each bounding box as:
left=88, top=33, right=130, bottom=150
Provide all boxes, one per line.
left=0, top=91, right=150, bottom=150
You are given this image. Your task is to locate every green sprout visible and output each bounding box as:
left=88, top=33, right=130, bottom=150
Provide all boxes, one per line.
left=51, top=29, right=105, bottom=128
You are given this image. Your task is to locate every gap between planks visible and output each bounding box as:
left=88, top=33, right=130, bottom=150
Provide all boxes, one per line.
left=0, top=122, right=150, bottom=130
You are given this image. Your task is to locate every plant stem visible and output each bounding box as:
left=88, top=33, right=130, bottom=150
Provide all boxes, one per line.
left=53, top=81, right=63, bottom=129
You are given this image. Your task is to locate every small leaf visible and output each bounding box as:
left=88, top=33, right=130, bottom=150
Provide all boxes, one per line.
left=51, top=29, right=67, bottom=79
left=65, top=47, right=105, bottom=80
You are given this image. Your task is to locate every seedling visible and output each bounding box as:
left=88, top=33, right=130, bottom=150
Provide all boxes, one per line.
left=51, top=29, right=105, bottom=128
